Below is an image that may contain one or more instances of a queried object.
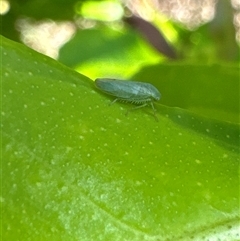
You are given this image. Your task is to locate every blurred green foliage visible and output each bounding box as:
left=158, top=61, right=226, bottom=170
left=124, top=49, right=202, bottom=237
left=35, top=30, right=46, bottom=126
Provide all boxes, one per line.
left=1, top=0, right=239, bottom=62
left=58, top=27, right=161, bottom=79
left=1, top=0, right=77, bottom=40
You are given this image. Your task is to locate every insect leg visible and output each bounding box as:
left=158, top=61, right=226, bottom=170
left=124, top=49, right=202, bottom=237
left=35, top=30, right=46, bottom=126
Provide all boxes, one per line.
left=125, top=103, right=148, bottom=116
left=150, top=102, right=158, bottom=122
left=109, top=98, right=119, bottom=106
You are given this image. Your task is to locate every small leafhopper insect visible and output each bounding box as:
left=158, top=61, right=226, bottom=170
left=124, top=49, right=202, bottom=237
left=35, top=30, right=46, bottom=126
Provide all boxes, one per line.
left=95, top=78, right=161, bottom=121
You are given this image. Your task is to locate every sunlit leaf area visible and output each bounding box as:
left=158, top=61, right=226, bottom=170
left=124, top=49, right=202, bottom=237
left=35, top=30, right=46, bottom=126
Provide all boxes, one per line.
left=1, top=0, right=240, bottom=240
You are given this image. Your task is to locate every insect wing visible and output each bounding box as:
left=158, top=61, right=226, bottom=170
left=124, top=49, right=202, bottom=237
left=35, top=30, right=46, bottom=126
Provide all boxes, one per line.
left=95, top=79, right=126, bottom=98
left=95, top=79, right=160, bottom=101
left=127, top=81, right=161, bottom=101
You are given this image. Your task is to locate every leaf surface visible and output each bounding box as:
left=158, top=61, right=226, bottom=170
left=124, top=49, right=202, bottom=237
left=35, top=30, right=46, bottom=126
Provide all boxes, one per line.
left=2, top=35, right=239, bottom=241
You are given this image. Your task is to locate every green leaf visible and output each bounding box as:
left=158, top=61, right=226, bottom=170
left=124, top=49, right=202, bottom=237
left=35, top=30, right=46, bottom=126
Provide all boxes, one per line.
left=133, top=64, right=240, bottom=123
left=2, top=35, right=240, bottom=241
left=58, top=27, right=161, bottom=79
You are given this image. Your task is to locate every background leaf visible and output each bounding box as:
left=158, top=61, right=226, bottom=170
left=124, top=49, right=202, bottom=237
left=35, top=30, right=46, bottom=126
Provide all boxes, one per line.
left=2, top=35, right=240, bottom=241
left=58, top=27, right=161, bottom=79
left=132, top=64, right=240, bottom=123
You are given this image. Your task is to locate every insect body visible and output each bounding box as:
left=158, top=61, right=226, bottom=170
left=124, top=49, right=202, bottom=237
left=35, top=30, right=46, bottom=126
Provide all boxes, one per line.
left=95, top=78, right=161, bottom=121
